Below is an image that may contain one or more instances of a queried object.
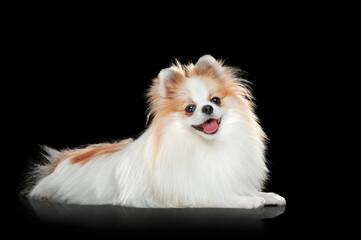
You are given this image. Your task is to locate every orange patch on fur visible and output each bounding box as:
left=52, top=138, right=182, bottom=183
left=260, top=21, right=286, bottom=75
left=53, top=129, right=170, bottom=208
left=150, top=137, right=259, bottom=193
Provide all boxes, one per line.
left=50, top=138, right=133, bottom=173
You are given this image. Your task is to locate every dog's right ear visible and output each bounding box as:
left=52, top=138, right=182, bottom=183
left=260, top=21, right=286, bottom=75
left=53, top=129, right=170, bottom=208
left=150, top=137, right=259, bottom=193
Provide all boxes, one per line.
left=158, top=68, right=184, bottom=98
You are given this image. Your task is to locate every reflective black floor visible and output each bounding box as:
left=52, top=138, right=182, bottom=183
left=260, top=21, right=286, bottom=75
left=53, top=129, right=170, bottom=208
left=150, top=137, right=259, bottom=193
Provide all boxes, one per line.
left=23, top=199, right=285, bottom=235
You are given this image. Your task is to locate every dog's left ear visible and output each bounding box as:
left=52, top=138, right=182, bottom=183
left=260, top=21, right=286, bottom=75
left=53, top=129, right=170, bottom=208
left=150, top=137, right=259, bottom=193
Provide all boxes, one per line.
left=195, top=55, right=223, bottom=76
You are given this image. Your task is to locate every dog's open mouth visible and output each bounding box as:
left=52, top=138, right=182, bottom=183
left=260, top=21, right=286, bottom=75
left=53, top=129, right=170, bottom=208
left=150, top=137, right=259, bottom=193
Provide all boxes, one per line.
left=192, top=118, right=221, bottom=134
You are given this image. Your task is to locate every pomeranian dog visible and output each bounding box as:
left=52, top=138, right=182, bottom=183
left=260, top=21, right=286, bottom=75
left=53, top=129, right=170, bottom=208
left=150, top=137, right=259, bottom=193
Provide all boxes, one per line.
left=26, top=55, right=285, bottom=208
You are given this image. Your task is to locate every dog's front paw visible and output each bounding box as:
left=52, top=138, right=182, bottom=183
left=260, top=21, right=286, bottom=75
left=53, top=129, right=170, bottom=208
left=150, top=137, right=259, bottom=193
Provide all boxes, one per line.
left=259, top=192, right=286, bottom=206
left=241, top=196, right=266, bottom=209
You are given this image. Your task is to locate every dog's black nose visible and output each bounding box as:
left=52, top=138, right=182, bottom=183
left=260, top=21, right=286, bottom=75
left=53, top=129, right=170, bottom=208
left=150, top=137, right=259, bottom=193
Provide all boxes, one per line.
left=202, top=105, right=213, bottom=115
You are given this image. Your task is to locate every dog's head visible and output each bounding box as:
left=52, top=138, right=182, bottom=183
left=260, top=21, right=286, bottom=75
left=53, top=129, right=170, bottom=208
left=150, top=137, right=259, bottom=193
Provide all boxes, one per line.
left=147, top=55, right=254, bottom=140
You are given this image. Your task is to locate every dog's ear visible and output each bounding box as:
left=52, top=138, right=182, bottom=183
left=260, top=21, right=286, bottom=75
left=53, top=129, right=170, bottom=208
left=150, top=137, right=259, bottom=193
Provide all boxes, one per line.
left=158, top=68, right=183, bottom=98
left=195, top=55, right=223, bottom=76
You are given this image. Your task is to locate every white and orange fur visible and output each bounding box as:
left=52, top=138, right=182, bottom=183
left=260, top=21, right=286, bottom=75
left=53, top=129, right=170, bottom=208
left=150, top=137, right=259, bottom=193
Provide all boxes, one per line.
left=26, top=55, right=285, bottom=208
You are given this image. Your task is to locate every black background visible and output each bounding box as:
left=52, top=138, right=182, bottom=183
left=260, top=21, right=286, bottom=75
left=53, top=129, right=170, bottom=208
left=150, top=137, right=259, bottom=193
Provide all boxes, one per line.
left=5, top=3, right=352, bottom=238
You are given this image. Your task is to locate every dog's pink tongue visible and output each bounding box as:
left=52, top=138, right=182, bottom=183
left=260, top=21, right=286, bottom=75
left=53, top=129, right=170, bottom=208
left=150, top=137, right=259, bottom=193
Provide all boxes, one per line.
left=202, top=119, right=218, bottom=134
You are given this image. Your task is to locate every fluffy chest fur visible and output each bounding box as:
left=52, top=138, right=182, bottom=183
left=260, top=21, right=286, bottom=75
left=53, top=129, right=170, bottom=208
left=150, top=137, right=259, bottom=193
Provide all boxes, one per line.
left=142, top=107, right=268, bottom=207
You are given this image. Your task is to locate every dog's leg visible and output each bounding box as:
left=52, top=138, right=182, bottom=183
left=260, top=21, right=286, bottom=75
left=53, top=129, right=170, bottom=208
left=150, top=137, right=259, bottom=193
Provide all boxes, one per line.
left=258, top=192, right=286, bottom=206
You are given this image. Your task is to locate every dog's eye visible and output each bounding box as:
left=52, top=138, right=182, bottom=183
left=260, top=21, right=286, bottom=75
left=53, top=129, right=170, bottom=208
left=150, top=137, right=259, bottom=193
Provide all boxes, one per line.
left=185, top=104, right=196, bottom=113
left=211, top=97, right=221, bottom=105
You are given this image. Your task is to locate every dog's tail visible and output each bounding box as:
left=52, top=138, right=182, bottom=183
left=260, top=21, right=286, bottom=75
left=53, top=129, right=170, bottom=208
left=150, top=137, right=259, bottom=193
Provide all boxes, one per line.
left=20, top=145, right=63, bottom=198
left=21, top=139, right=134, bottom=199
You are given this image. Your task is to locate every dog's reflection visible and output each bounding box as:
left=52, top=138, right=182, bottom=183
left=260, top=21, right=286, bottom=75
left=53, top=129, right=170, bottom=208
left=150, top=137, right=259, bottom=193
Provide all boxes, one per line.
left=28, top=200, right=285, bottom=232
